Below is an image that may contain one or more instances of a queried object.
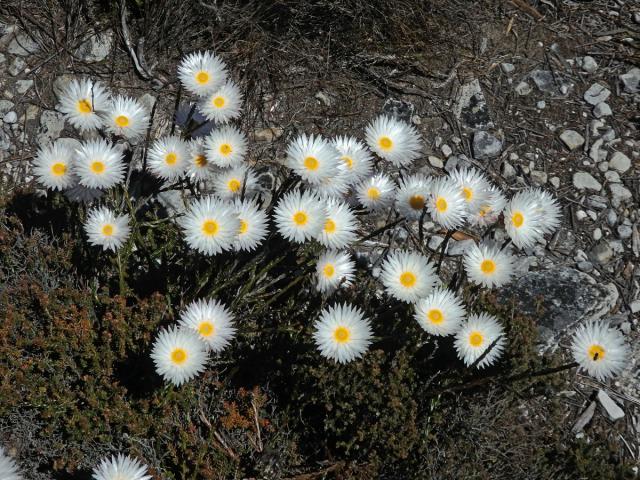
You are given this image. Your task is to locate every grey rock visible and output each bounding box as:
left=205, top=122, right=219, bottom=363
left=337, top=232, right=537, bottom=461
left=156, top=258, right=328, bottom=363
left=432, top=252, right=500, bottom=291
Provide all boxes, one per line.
left=584, top=83, right=611, bottom=105
left=575, top=210, right=588, bottom=221
left=2, top=111, right=17, bottom=124
left=254, top=127, right=283, bottom=142
left=515, top=81, right=532, bottom=96
left=530, top=70, right=555, bottom=92
left=0, top=100, right=14, bottom=114
left=75, top=30, right=113, bottom=62
left=609, top=184, right=632, bottom=206
left=36, top=111, right=65, bottom=146
left=0, top=130, right=10, bottom=151
left=315, top=91, right=333, bottom=106
left=454, top=79, right=493, bottom=129
left=572, top=401, right=596, bottom=433
left=609, top=151, right=631, bottom=173
left=618, top=225, right=633, bottom=240
left=606, top=209, right=618, bottom=227
left=447, top=239, right=475, bottom=256
left=598, top=161, right=609, bottom=172
left=531, top=170, right=547, bottom=185
left=537, top=100, right=546, bottom=109
left=581, top=56, right=598, bottom=73
left=597, top=390, right=624, bottom=421
left=590, top=241, right=613, bottom=263
left=8, top=57, right=25, bottom=76
left=7, top=32, right=39, bottom=56
left=444, top=155, right=472, bottom=173
left=635, top=12, right=640, bottom=24
left=501, top=63, right=515, bottom=74
left=620, top=67, right=640, bottom=94
left=441, top=144, right=452, bottom=158
left=16, top=79, right=33, bottom=94
left=604, top=171, right=621, bottom=183
left=550, top=176, right=560, bottom=188
left=593, top=102, right=612, bottom=118
left=501, top=161, right=516, bottom=179
left=139, top=93, right=156, bottom=112
left=590, top=119, right=604, bottom=137
left=630, top=300, right=640, bottom=314
left=497, top=266, right=618, bottom=345
left=383, top=98, right=414, bottom=122
left=593, top=228, right=602, bottom=241
left=472, top=131, right=502, bottom=159
left=577, top=261, right=594, bottom=273
left=572, top=171, right=601, bottom=191
left=602, top=128, right=616, bottom=142
left=560, top=130, right=584, bottom=150
left=589, top=138, right=606, bottom=162
left=428, top=156, right=443, bottom=169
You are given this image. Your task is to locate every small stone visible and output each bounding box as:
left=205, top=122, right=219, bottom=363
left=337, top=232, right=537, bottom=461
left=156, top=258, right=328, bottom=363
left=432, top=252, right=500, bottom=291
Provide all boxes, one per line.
left=593, top=102, right=612, bottom=118
left=0, top=100, right=14, bottom=114
left=577, top=261, right=594, bottom=273
left=630, top=300, right=640, bottom=314
left=581, top=56, right=598, bottom=73
left=609, top=184, right=632, bottom=206
left=36, top=110, right=65, bottom=146
left=573, top=171, right=602, bottom=191
left=572, top=401, right=596, bottom=433
left=608, top=152, right=631, bottom=173
left=254, top=127, right=283, bottom=142
left=587, top=210, right=598, bottom=221
left=587, top=195, right=608, bottom=210
left=501, top=161, right=516, bottom=179
left=428, top=156, right=444, bottom=168
left=604, top=171, right=621, bottom=183
left=602, top=128, right=616, bottom=142
left=383, top=98, right=414, bottom=123
left=536, top=100, right=546, bottom=109
left=441, top=144, right=452, bottom=158
left=515, top=81, right=532, bottom=95
left=589, top=138, right=606, bottom=162
left=550, top=176, right=560, bottom=188
left=530, top=170, right=547, bottom=185
left=15, top=80, right=33, bottom=94
left=560, top=84, right=570, bottom=95
left=590, top=241, right=613, bottom=263
left=575, top=210, right=588, bottom=221
left=447, top=239, right=475, bottom=256
left=597, top=390, right=624, bottom=421
left=454, top=79, right=493, bottom=129
left=606, top=210, right=618, bottom=227
left=618, top=225, right=633, bottom=240
left=2, top=111, right=16, bottom=124
left=560, top=130, right=585, bottom=150
left=501, top=63, right=515, bottom=74
left=620, top=67, right=640, bottom=94
left=8, top=57, right=25, bottom=76
left=593, top=228, right=602, bottom=241
left=75, top=30, right=113, bottom=62
left=584, top=83, right=611, bottom=105
left=472, top=131, right=502, bottom=159
left=314, top=91, right=333, bottom=106
left=590, top=119, right=604, bottom=136
left=598, top=161, right=609, bottom=172
left=7, top=32, right=40, bottom=56
left=530, top=70, right=555, bottom=92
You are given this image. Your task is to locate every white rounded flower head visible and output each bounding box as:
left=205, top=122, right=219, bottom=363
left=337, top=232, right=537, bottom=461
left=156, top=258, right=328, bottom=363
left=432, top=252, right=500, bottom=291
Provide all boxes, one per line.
left=468, top=185, right=506, bottom=228
left=395, top=174, right=432, bottom=221
left=212, top=165, right=258, bottom=199
left=314, top=167, right=351, bottom=199
left=92, top=453, right=152, bottom=480
left=571, top=321, right=629, bottom=381
left=74, top=139, right=126, bottom=189
left=84, top=207, right=131, bottom=252
left=151, top=326, right=209, bottom=386
left=273, top=189, right=327, bottom=243
left=504, top=190, right=545, bottom=249
left=177, top=51, right=228, bottom=97
left=179, top=298, right=236, bottom=353
left=428, top=176, right=467, bottom=229
left=454, top=313, right=506, bottom=369
left=332, top=135, right=374, bottom=185
left=33, top=140, right=77, bottom=190
left=317, top=198, right=358, bottom=249
left=316, top=250, right=356, bottom=293
left=286, top=134, right=340, bottom=185
left=57, top=78, right=109, bottom=132
left=147, top=135, right=189, bottom=181
left=355, top=173, right=396, bottom=211
left=365, top=115, right=422, bottom=167
left=205, top=125, right=248, bottom=167
left=313, top=303, right=373, bottom=363
left=0, top=447, right=23, bottom=480
left=449, top=167, right=491, bottom=212
left=101, top=95, right=150, bottom=140
left=380, top=250, right=438, bottom=303
left=414, top=287, right=466, bottom=336
left=198, top=80, right=243, bottom=123
left=233, top=199, right=269, bottom=252
left=181, top=196, right=240, bottom=255
left=463, top=242, right=515, bottom=289
left=185, top=139, right=215, bottom=181
left=528, top=188, right=562, bottom=235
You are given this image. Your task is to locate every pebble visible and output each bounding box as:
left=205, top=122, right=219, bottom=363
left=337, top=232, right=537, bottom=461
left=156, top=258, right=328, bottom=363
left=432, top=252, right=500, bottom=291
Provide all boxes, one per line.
left=630, top=300, right=640, bottom=314
left=602, top=128, right=616, bottom=142
left=441, top=144, right=452, bottom=158
left=530, top=170, right=547, bottom=185
left=608, top=152, right=631, bottom=173
left=604, top=171, right=621, bottom=183
left=515, top=81, right=532, bottom=95
left=576, top=210, right=588, bottom=221
left=537, top=100, right=546, bottom=109
left=472, top=131, right=502, bottom=159
left=572, top=171, right=602, bottom=191
left=15, top=80, right=33, bottom=94
left=609, top=184, right=632, bottom=206
left=7, top=32, right=40, bottom=56
left=530, top=70, right=555, bottom=92
left=618, top=225, right=633, bottom=240
left=589, top=138, right=606, bottom=162
left=598, top=161, right=609, bottom=172
left=606, top=209, right=618, bottom=227
left=74, top=30, right=113, bottom=62
left=254, top=127, right=283, bottom=142
left=587, top=195, right=608, bottom=210
left=597, top=390, right=624, bottom=421
left=501, top=63, right=515, bottom=74
left=0, top=101, right=15, bottom=114
left=593, top=228, right=602, bottom=241
left=590, top=241, right=613, bottom=263
left=577, top=261, right=594, bottom=273
left=593, top=102, right=612, bottom=118
left=8, top=57, right=25, bottom=76
left=428, top=155, right=444, bottom=168
left=590, top=119, right=604, bottom=136
left=501, top=161, right=516, bottom=179
left=2, top=111, right=17, bottom=124
left=560, top=130, right=585, bottom=150
left=620, top=67, right=640, bottom=93
left=581, top=56, right=598, bottom=73
left=550, top=176, right=560, bottom=188
left=584, top=83, right=611, bottom=105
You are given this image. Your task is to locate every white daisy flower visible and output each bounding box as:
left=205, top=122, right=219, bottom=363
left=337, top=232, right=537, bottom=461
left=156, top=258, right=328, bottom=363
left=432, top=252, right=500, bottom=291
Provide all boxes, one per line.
left=463, top=242, right=515, bottom=288
left=33, top=141, right=77, bottom=190
left=198, top=80, right=243, bottom=123
left=57, top=78, right=109, bottom=132
left=151, top=326, right=208, bottom=386
left=74, top=139, right=126, bottom=189
left=92, top=454, right=151, bottom=480
left=101, top=95, right=150, bottom=140
left=147, top=135, right=189, bottom=182
left=286, top=134, right=340, bottom=185
left=365, top=115, right=422, bottom=167
left=529, top=188, right=562, bottom=235
left=332, top=135, right=373, bottom=185
left=428, top=176, right=467, bottom=229
left=380, top=250, right=438, bottom=303
left=454, top=313, right=506, bottom=369
left=273, top=190, right=327, bottom=243
left=313, top=303, right=373, bottom=363
left=84, top=207, right=131, bottom=252
left=179, top=298, right=236, bottom=353
left=0, top=447, right=22, bottom=480
left=233, top=199, right=269, bottom=252
left=355, top=173, right=396, bottom=211
left=571, top=321, right=629, bottom=381
left=316, top=250, right=356, bottom=293
left=205, top=125, right=248, bottom=167
left=177, top=51, right=228, bottom=97
left=449, top=168, right=491, bottom=213
left=468, top=186, right=507, bottom=227
left=185, top=138, right=215, bottom=181
left=181, top=196, right=240, bottom=255
left=317, top=198, right=358, bottom=249
left=414, top=287, right=466, bottom=336
left=395, top=174, right=432, bottom=220
left=314, top=167, right=351, bottom=199
left=504, top=190, right=545, bottom=249
left=212, top=165, right=258, bottom=199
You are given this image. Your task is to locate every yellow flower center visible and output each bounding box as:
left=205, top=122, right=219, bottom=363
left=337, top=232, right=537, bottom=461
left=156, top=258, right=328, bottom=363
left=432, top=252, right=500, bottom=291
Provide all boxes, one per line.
left=115, top=115, right=129, bottom=127
left=219, top=143, right=232, bottom=156
left=202, top=220, right=219, bottom=236
left=378, top=136, right=393, bottom=151
left=399, top=271, right=417, bottom=288
left=436, top=197, right=448, bottom=212
left=195, top=155, right=207, bottom=167
left=195, top=70, right=210, bottom=84
left=480, top=259, right=496, bottom=274
left=409, top=195, right=425, bottom=210
left=322, top=264, right=335, bottom=277
left=588, top=344, right=605, bottom=361
left=170, top=348, right=188, bottom=365
left=469, top=331, right=484, bottom=347
left=90, top=161, right=105, bottom=174
left=463, top=187, right=473, bottom=201
left=101, top=224, right=114, bottom=236
left=239, top=219, right=248, bottom=234
left=427, top=308, right=444, bottom=324
left=51, top=162, right=67, bottom=176
left=324, top=219, right=336, bottom=233
left=479, top=206, right=490, bottom=217
left=341, top=156, right=354, bottom=169
left=77, top=99, right=92, bottom=113
left=213, top=96, right=225, bottom=108
left=511, top=212, right=524, bottom=228
left=293, top=211, right=307, bottom=226
left=304, top=156, right=319, bottom=171
left=227, top=179, right=241, bottom=192
left=198, top=321, right=215, bottom=337
left=333, top=326, right=350, bottom=344
left=367, top=187, right=380, bottom=200
left=165, top=152, right=177, bottom=165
